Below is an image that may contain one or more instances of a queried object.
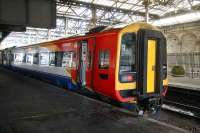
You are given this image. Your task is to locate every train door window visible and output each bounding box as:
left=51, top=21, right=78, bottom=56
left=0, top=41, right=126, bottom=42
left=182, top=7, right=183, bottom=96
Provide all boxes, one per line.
left=26, top=53, right=33, bottom=64
left=72, top=52, right=77, bottom=68
left=99, top=50, right=110, bottom=69
left=88, top=51, right=92, bottom=69
left=120, top=33, right=136, bottom=72
left=40, top=52, right=49, bottom=65
left=33, top=53, right=39, bottom=65
left=55, top=52, right=63, bottom=67
left=49, top=52, right=55, bottom=66
left=62, top=52, right=73, bottom=68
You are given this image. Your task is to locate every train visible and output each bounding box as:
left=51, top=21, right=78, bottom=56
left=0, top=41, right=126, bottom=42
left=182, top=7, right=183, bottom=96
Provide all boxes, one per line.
left=0, top=22, right=168, bottom=113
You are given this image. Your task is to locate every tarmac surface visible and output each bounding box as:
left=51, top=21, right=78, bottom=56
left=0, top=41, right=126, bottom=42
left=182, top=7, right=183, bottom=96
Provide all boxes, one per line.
left=0, top=67, right=187, bottom=133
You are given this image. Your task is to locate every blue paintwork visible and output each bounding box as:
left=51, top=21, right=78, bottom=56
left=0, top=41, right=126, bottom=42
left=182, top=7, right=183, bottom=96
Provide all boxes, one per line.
left=4, top=65, right=79, bottom=90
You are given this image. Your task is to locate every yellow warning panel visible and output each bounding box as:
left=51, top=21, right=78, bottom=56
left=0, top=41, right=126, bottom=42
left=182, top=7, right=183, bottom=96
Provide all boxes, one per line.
left=147, top=40, right=156, bottom=93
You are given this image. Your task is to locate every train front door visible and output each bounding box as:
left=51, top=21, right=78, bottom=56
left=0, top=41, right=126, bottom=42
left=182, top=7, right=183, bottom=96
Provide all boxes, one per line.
left=79, top=38, right=95, bottom=89
left=137, top=29, right=164, bottom=96
left=79, top=40, right=87, bottom=87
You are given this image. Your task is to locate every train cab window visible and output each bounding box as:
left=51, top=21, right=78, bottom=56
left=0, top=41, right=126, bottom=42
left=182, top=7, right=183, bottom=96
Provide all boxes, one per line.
left=62, top=52, right=73, bottom=68
left=33, top=53, right=39, bottom=65
left=120, top=33, right=136, bottom=73
left=99, top=50, right=110, bottom=69
left=49, top=52, right=55, bottom=66
left=40, top=52, right=49, bottom=65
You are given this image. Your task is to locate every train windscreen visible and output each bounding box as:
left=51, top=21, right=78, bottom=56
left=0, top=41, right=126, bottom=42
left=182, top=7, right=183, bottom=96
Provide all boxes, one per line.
left=119, top=33, right=136, bottom=73
left=119, top=33, right=136, bottom=83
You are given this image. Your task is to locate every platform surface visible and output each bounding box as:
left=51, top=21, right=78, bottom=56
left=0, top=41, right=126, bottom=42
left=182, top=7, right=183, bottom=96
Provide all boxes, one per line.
left=169, top=76, right=200, bottom=91
left=0, top=67, right=186, bottom=133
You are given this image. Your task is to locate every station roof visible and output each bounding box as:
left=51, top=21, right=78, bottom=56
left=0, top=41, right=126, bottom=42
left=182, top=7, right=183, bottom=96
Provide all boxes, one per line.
left=1, top=0, right=200, bottom=49
left=57, top=0, right=200, bottom=19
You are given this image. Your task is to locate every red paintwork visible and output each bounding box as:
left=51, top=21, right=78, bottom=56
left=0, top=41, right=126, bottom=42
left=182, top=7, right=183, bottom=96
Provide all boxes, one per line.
left=50, top=29, right=132, bottom=102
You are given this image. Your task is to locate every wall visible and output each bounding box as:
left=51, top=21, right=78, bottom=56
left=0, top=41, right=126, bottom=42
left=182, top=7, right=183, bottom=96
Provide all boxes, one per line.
left=162, top=21, right=200, bottom=54
left=162, top=21, right=200, bottom=78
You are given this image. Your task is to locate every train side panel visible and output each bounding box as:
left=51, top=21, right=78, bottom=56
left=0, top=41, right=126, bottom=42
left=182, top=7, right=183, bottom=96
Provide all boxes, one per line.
left=93, top=32, right=118, bottom=100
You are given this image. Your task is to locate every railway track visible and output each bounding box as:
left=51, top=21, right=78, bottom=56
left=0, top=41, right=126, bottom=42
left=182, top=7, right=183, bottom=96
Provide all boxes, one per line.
left=163, top=86, right=200, bottom=119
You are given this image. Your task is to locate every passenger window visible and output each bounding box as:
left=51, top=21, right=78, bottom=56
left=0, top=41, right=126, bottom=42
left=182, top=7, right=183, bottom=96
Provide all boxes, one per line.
left=33, top=53, right=39, bottom=65
left=99, top=50, right=110, bottom=69
left=23, top=54, right=27, bottom=63
left=55, top=52, right=63, bottom=67
left=62, top=52, right=73, bottom=68
left=14, top=53, right=24, bottom=63
left=40, top=52, right=49, bottom=65
left=49, top=52, right=55, bottom=66
left=26, top=53, right=33, bottom=64
left=11, top=54, right=14, bottom=62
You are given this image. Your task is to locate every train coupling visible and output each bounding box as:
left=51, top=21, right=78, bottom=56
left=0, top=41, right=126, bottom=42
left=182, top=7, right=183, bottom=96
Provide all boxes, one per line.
left=137, top=96, right=162, bottom=115
left=147, top=97, right=162, bottom=114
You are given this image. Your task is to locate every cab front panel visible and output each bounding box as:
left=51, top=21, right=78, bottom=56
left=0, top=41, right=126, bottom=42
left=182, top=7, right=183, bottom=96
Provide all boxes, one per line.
left=114, top=23, right=168, bottom=103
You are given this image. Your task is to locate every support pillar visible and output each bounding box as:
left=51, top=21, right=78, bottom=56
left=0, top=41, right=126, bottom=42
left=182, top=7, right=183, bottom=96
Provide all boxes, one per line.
left=143, top=0, right=151, bottom=23
left=65, top=18, right=68, bottom=35
left=145, top=4, right=149, bottom=23
left=89, top=7, right=97, bottom=29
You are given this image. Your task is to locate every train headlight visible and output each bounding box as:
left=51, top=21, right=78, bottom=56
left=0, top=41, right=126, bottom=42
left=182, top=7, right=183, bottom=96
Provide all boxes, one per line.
left=120, top=74, right=134, bottom=82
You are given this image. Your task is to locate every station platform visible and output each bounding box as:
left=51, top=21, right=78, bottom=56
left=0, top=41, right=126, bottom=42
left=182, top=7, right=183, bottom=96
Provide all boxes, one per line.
left=168, top=76, right=200, bottom=91
left=0, top=67, right=187, bottom=133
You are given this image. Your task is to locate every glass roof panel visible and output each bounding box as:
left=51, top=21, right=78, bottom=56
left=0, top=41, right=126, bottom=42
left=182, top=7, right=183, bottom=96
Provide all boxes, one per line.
left=120, top=3, right=134, bottom=10
left=93, top=0, right=115, bottom=6
left=74, top=0, right=200, bottom=17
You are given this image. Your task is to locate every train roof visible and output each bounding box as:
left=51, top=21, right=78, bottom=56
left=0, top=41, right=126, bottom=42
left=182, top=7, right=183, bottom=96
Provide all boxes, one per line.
left=4, top=22, right=159, bottom=50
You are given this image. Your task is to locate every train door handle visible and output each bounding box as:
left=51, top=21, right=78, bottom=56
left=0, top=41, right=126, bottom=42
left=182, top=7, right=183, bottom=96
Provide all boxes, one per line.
left=152, top=66, right=155, bottom=71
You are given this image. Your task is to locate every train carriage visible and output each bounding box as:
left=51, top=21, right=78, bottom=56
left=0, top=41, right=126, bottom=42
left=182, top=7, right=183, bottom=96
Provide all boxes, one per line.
left=0, top=22, right=168, bottom=112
